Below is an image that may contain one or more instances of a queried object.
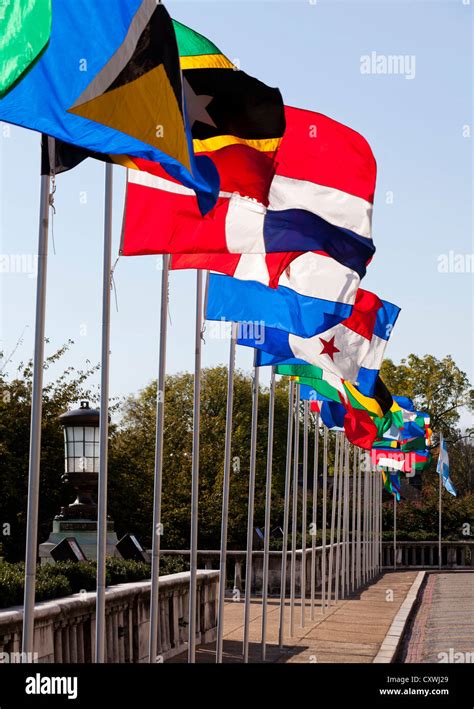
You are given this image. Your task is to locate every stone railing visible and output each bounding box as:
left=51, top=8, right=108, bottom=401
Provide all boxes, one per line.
left=161, top=546, right=349, bottom=596
left=0, top=570, right=218, bottom=663
left=382, top=541, right=474, bottom=568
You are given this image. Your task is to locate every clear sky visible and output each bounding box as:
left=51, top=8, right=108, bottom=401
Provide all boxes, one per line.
left=0, top=0, right=472, bottom=426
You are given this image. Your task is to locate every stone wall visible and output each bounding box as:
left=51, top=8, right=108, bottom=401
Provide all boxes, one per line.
left=0, top=570, right=219, bottom=663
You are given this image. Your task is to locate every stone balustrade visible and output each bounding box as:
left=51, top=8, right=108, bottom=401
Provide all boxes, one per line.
left=0, top=570, right=218, bottom=663
left=381, top=541, right=474, bottom=568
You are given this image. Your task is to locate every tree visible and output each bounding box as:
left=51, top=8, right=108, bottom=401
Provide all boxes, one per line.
left=0, top=342, right=99, bottom=560
left=380, top=354, right=474, bottom=438
left=109, top=369, right=295, bottom=550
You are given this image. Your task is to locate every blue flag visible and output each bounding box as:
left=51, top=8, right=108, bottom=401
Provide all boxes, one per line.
left=437, top=434, right=456, bottom=496
left=0, top=0, right=218, bottom=212
left=206, top=273, right=351, bottom=339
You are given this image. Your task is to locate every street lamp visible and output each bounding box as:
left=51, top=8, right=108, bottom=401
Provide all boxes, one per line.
left=58, top=400, right=100, bottom=520
left=39, top=400, right=118, bottom=561
left=60, top=399, right=100, bottom=474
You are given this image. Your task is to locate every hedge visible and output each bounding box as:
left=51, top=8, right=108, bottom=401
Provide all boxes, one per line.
left=0, top=556, right=187, bottom=609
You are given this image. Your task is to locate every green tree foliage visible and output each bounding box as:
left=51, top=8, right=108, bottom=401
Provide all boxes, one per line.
left=109, top=369, right=298, bottom=550
left=380, top=354, right=474, bottom=437
left=0, top=342, right=100, bottom=560
left=1, top=345, right=472, bottom=561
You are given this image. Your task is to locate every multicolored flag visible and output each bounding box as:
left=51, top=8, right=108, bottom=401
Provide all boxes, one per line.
left=274, top=364, right=393, bottom=418
left=239, top=289, right=400, bottom=396
left=0, top=0, right=51, bottom=98
left=121, top=106, right=375, bottom=270
left=0, top=0, right=219, bottom=211
left=205, top=251, right=358, bottom=338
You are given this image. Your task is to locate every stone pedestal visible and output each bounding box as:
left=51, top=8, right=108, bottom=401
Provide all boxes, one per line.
left=39, top=519, right=119, bottom=564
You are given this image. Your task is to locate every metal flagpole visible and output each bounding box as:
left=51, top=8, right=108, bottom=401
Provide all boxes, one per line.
left=321, top=426, right=328, bottom=613
left=380, top=473, right=383, bottom=572
left=342, top=439, right=350, bottom=598
left=363, top=456, right=368, bottom=584
left=261, top=369, right=276, bottom=660
left=368, top=466, right=372, bottom=578
left=356, top=448, right=362, bottom=588
left=327, top=432, right=340, bottom=607
left=344, top=442, right=350, bottom=596
left=438, top=456, right=442, bottom=569
left=95, top=162, right=114, bottom=663
left=379, top=475, right=383, bottom=571
left=310, top=412, right=320, bottom=620
left=243, top=358, right=259, bottom=663
left=393, top=494, right=397, bottom=570
left=300, top=400, right=309, bottom=627
left=278, top=380, right=295, bottom=648
left=335, top=434, right=344, bottom=603
left=351, top=446, right=356, bottom=592
left=148, top=255, right=170, bottom=663
left=369, top=466, right=373, bottom=578
left=340, top=440, right=347, bottom=600
left=188, top=269, right=204, bottom=663
left=289, top=383, right=300, bottom=636
left=216, top=322, right=237, bottom=664
left=21, top=165, right=52, bottom=657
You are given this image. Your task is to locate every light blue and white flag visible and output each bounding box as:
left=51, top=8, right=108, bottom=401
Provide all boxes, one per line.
left=437, top=434, right=456, bottom=496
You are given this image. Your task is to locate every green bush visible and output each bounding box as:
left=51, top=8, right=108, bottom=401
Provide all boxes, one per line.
left=0, top=558, right=154, bottom=609
left=160, top=555, right=188, bottom=575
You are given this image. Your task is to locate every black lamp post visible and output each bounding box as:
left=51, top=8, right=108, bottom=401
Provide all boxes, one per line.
left=39, top=401, right=118, bottom=562
left=57, top=400, right=100, bottom=521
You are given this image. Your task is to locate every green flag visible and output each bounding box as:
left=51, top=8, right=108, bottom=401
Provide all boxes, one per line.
left=0, top=0, right=52, bottom=98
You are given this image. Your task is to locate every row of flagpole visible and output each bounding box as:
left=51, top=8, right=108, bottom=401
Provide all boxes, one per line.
left=22, top=156, right=390, bottom=663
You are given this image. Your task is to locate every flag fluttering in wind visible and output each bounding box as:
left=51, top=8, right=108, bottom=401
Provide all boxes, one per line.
left=205, top=250, right=362, bottom=337
left=121, top=106, right=375, bottom=267
left=0, top=0, right=52, bottom=98
left=238, top=288, right=400, bottom=395
left=0, top=0, right=219, bottom=211
left=437, top=434, right=456, bottom=496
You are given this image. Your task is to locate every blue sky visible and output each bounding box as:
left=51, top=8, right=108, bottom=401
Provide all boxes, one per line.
left=0, top=0, right=472, bottom=426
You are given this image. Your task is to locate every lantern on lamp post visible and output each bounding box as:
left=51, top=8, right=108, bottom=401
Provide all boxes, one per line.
left=57, top=400, right=100, bottom=520
left=39, top=400, right=118, bottom=562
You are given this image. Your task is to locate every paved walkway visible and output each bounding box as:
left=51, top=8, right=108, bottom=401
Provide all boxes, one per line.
left=401, top=572, right=474, bottom=663
left=171, top=570, right=419, bottom=663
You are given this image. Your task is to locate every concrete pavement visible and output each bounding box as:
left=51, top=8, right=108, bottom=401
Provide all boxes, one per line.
left=171, top=570, right=421, bottom=663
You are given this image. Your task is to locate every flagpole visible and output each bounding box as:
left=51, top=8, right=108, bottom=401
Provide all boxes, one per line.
left=300, top=400, right=309, bottom=627
left=215, top=322, right=237, bottom=664
left=363, top=456, right=368, bottom=584
left=95, top=162, right=114, bottom=664
left=188, top=269, right=204, bottom=663
left=321, top=426, right=328, bottom=614
left=327, top=432, right=340, bottom=607
left=261, top=368, right=276, bottom=660
left=148, top=254, right=169, bottom=663
left=335, top=434, right=344, bottom=603
left=310, top=412, right=319, bottom=621
left=341, top=439, right=349, bottom=598
left=243, top=358, right=259, bottom=663
left=339, top=440, right=346, bottom=600
left=351, top=446, right=356, bottom=592
left=370, top=466, right=374, bottom=578
left=356, top=448, right=361, bottom=587
left=344, top=441, right=350, bottom=596
left=378, top=472, right=382, bottom=573
left=393, top=494, right=397, bottom=570
left=438, top=450, right=442, bottom=569
left=289, top=383, right=300, bottom=636
left=278, top=380, right=294, bottom=648
left=21, top=167, right=52, bottom=658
